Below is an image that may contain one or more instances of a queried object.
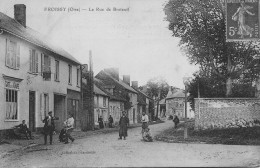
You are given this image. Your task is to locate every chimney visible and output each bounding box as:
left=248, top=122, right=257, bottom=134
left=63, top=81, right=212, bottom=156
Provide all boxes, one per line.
left=104, top=68, right=119, bottom=81
left=14, top=4, right=26, bottom=27
left=123, top=75, right=130, bottom=85
left=132, top=81, right=138, bottom=89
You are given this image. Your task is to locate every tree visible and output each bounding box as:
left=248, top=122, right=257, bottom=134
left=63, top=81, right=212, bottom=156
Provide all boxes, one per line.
left=145, top=76, right=170, bottom=99
left=164, top=0, right=260, bottom=97
left=188, top=69, right=256, bottom=110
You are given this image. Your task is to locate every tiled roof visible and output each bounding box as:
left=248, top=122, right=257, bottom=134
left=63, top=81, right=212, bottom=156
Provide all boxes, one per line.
left=166, top=90, right=185, bottom=99
left=0, top=12, right=80, bottom=65
left=94, top=78, right=126, bottom=102
left=101, top=71, right=138, bottom=94
left=94, top=84, right=109, bottom=97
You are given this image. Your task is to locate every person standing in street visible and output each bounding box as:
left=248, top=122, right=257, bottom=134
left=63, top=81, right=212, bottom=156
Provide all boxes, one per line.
left=108, top=115, right=114, bottom=128
left=64, top=114, right=75, bottom=144
left=98, top=115, right=104, bottom=129
left=173, top=114, right=179, bottom=129
left=141, top=112, right=149, bottom=137
left=118, top=111, right=129, bottom=140
left=43, top=111, right=55, bottom=145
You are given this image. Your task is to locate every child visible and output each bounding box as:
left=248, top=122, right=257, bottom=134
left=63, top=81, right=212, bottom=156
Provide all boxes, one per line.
left=142, top=127, right=153, bottom=142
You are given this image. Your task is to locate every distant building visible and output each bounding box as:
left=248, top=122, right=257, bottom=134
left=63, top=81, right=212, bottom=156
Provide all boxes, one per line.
left=94, top=77, right=125, bottom=125
left=93, top=84, right=109, bottom=127
left=158, top=98, right=166, bottom=118
left=131, top=81, right=154, bottom=122
left=0, top=5, right=81, bottom=135
left=165, top=87, right=194, bottom=119
left=95, top=68, right=138, bottom=124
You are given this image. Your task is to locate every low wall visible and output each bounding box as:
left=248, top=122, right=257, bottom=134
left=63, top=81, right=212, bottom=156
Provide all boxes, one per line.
left=194, top=98, right=260, bottom=130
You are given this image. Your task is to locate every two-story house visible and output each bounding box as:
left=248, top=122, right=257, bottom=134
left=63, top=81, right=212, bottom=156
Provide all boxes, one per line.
left=165, top=87, right=194, bottom=119
left=132, top=81, right=154, bottom=123
left=93, top=84, right=109, bottom=127
left=94, top=77, right=125, bottom=125
left=95, top=68, right=138, bottom=124
left=0, top=4, right=81, bottom=136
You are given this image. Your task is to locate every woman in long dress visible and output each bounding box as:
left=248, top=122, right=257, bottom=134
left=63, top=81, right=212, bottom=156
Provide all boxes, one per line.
left=232, top=0, right=255, bottom=38
left=118, top=111, right=129, bottom=140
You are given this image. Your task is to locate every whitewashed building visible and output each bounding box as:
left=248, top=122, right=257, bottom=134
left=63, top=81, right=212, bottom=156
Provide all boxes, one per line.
left=0, top=4, right=81, bottom=136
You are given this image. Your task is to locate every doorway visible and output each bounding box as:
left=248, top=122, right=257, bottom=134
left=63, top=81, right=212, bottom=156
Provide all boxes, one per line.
left=54, top=94, right=66, bottom=131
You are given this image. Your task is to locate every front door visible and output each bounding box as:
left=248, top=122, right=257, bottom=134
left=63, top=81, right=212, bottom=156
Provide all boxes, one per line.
left=54, top=94, right=66, bottom=131
left=29, top=91, right=36, bottom=131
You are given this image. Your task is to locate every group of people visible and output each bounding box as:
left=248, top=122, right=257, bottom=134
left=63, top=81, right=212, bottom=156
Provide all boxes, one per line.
left=43, top=111, right=75, bottom=145
left=98, top=115, right=114, bottom=129
left=118, top=111, right=153, bottom=142
left=13, top=111, right=75, bottom=145
left=14, top=110, right=155, bottom=144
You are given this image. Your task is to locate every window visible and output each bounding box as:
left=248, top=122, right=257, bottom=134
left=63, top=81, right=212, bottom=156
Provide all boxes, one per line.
left=68, top=65, right=72, bottom=84
left=41, top=54, right=51, bottom=81
left=6, top=39, right=20, bottom=69
left=103, top=97, right=106, bottom=107
left=77, top=68, right=80, bottom=86
left=55, top=60, right=59, bottom=81
left=5, top=89, right=18, bottom=120
left=29, top=49, right=38, bottom=73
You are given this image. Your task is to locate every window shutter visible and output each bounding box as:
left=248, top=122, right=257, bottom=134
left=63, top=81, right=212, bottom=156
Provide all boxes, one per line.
left=16, top=44, right=20, bottom=69
left=41, top=53, right=44, bottom=75
left=40, top=93, right=44, bottom=120
left=29, top=50, right=32, bottom=72
left=5, top=39, right=11, bottom=67
left=48, top=56, right=51, bottom=72
left=35, top=52, right=39, bottom=73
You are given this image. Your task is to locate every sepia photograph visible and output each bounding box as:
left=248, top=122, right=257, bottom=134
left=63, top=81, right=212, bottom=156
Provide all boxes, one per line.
left=0, top=0, right=260, bottom=167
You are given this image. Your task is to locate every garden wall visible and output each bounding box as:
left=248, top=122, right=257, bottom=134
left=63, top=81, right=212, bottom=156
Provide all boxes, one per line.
left=194, top=98, right=260, bottom=130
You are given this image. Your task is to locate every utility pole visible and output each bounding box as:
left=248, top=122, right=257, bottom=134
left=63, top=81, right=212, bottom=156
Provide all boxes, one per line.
left=184, top=84, right=188, bottom=139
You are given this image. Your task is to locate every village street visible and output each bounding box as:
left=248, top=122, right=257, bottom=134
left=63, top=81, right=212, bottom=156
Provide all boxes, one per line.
left=1, top=120, right=260, bottom=167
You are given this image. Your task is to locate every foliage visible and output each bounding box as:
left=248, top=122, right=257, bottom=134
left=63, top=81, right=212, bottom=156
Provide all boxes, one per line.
left=145, top=76, right=170, bottom=99
left=188, top=70, right=256, bottom=109
left=164, top=0, right=260, bottom=97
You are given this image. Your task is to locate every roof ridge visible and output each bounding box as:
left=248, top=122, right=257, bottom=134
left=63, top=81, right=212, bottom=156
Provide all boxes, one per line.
left=0, top=11, right=81, bottom=65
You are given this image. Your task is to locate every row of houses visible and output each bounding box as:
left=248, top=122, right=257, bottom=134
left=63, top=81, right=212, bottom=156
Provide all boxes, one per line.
left=92, top=68, right=154, bottom=127
left=0, top=4, right=154, bottom=137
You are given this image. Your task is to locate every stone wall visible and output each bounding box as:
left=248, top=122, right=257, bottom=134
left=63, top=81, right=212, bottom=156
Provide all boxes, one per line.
left=194, top=98, right=260, bottom=130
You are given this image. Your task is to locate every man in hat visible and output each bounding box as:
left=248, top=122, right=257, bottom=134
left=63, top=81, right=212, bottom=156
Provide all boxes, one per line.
left=42, top=111, right=55, bottom=145
left=118, top=111, right=129, bottom=140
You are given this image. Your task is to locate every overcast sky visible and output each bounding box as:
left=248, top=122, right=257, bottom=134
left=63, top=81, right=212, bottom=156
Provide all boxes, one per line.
left=0, top=0, right=199, bottom=89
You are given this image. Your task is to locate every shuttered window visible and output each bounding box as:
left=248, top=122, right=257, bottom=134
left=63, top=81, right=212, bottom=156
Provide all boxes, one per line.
left=77, top=68, right=80, bottom=86
left=68, top=64, right=72, bottom=84
left=41, top=54, right=51, bottom=81
left=55, top=60, right=59, bottom=81
left=29, top=49, right=38, bottom=73
left=5, top=39, right=20, bottom=69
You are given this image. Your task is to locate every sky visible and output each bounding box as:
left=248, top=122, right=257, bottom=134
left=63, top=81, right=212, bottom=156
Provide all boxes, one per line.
left=0, top=0, right=199, bottom=89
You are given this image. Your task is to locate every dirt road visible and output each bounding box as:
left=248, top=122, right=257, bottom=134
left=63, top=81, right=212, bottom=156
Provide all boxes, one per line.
left=1, top=121, right=260, bottom=167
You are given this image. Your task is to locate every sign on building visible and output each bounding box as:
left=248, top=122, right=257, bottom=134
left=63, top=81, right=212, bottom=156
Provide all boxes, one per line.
left=226, top=0, right=259, bottom=41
